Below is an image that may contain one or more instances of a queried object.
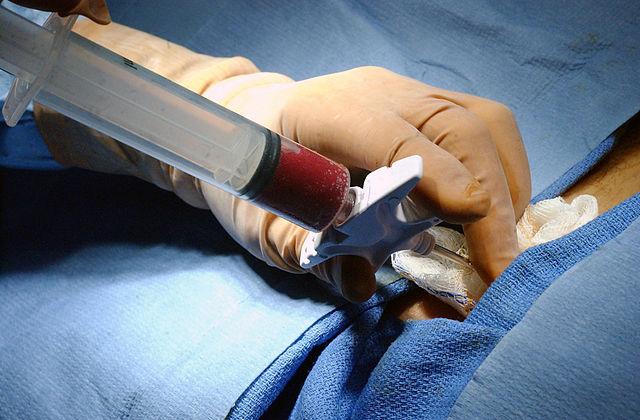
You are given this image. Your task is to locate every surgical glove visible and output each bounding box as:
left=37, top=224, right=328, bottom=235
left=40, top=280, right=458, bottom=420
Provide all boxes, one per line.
left=202, top=67, right=531, bottom=287
left=35, top=21, right=531, bottom=303
left=35, top=21, right=382, bottom=302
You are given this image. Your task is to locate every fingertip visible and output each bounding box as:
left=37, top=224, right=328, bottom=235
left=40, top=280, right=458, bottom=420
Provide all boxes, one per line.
left=464, top=216, right=519, bottom=285
left=393, top=136, right=491, bottom=224
left=472, top=251, right=516, bottom=285
left=339, top=256, right=376, bottom=303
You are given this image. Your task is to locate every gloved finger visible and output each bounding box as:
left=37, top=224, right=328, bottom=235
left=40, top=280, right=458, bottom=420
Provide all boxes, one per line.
left=283, top=109, right=490, bottom=224
left=429, top=90, right=532, bottom=219
left=415, top=101, right=518, bottom=282
left=313, top=255, right=377, bottom=303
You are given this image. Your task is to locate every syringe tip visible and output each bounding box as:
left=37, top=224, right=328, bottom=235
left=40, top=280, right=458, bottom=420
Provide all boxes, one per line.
left=431, top=244, right=473, bottom=269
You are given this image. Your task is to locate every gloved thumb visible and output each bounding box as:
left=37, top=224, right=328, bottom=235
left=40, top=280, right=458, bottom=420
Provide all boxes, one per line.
left=315, top=255, right=377, bottom=303
left=324, top=229, right=434, bottom=303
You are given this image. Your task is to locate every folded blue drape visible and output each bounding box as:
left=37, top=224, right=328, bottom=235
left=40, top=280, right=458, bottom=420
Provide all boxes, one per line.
left=239, top=194, right=640, bottom=419
left=449, top=210, right=640, bottom=419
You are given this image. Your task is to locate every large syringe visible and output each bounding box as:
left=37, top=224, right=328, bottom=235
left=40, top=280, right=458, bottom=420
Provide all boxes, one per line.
left=0, top=5, right=473, bottom=271
left=0, top=6, right=351, bottom=232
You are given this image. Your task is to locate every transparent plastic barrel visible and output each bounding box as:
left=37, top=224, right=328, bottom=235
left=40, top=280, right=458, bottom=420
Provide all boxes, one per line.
left=0, top=7, right=352, bottom=231
left=0, top=7, right=268, bottom=195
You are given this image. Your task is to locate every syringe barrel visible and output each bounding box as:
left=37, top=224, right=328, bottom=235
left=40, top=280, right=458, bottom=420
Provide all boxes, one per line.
left=255, top=138, right=351, bottom=232
left=0, top=7, right=350, bottom=231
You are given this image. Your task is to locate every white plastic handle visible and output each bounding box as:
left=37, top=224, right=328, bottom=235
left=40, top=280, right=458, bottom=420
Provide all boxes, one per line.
left=300, top=155, right=440, bottom=271
left=2, top=12, right=76, bottom=126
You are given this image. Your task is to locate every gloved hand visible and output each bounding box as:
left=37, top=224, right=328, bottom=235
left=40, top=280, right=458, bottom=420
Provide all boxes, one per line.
left=35, top=21, right=531, bottom=303
left=8, top=0, right=111, bottom=24
left=201, top=68, right=531, bottom=290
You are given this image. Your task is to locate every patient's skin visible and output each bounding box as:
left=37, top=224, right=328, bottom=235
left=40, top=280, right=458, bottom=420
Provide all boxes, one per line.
left=391, top=113, right=640, bottom=321
left=563, top=115, right=640, bottom=214
left=386, top=287, right=464, bottom=321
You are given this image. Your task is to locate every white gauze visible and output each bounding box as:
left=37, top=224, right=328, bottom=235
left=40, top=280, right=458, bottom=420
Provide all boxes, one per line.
left=391, top=195, right=598, bottom=315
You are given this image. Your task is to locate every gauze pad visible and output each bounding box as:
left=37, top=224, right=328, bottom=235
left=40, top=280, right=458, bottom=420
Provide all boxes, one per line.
left=392, top=195, right=598, bottom=315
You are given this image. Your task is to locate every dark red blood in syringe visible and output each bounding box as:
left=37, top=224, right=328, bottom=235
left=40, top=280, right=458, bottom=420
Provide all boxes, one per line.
left=255, top=139, right=350, bottom=232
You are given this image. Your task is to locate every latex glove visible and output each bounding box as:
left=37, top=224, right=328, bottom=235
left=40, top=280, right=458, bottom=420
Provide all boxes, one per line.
left=36, top=21, right=531, bottom=302
left=35, top=21, right=386, bottom=302
left=8, top=0, right=111, bottom=24
left=202, top=68, right=531, bottom=289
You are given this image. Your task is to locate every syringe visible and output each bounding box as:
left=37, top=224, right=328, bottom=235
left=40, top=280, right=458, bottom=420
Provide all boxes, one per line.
left=0, top=6, right=475, bottom=274
left=0, top=6, right=351, bottom=232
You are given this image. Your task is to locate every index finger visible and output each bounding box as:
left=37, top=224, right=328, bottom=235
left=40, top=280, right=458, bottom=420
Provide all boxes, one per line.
left=282, top=104, right=491, bottom=224
left=427, top=89, right=532, bottom=219
left=416, top=101, right=519, bottom=282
